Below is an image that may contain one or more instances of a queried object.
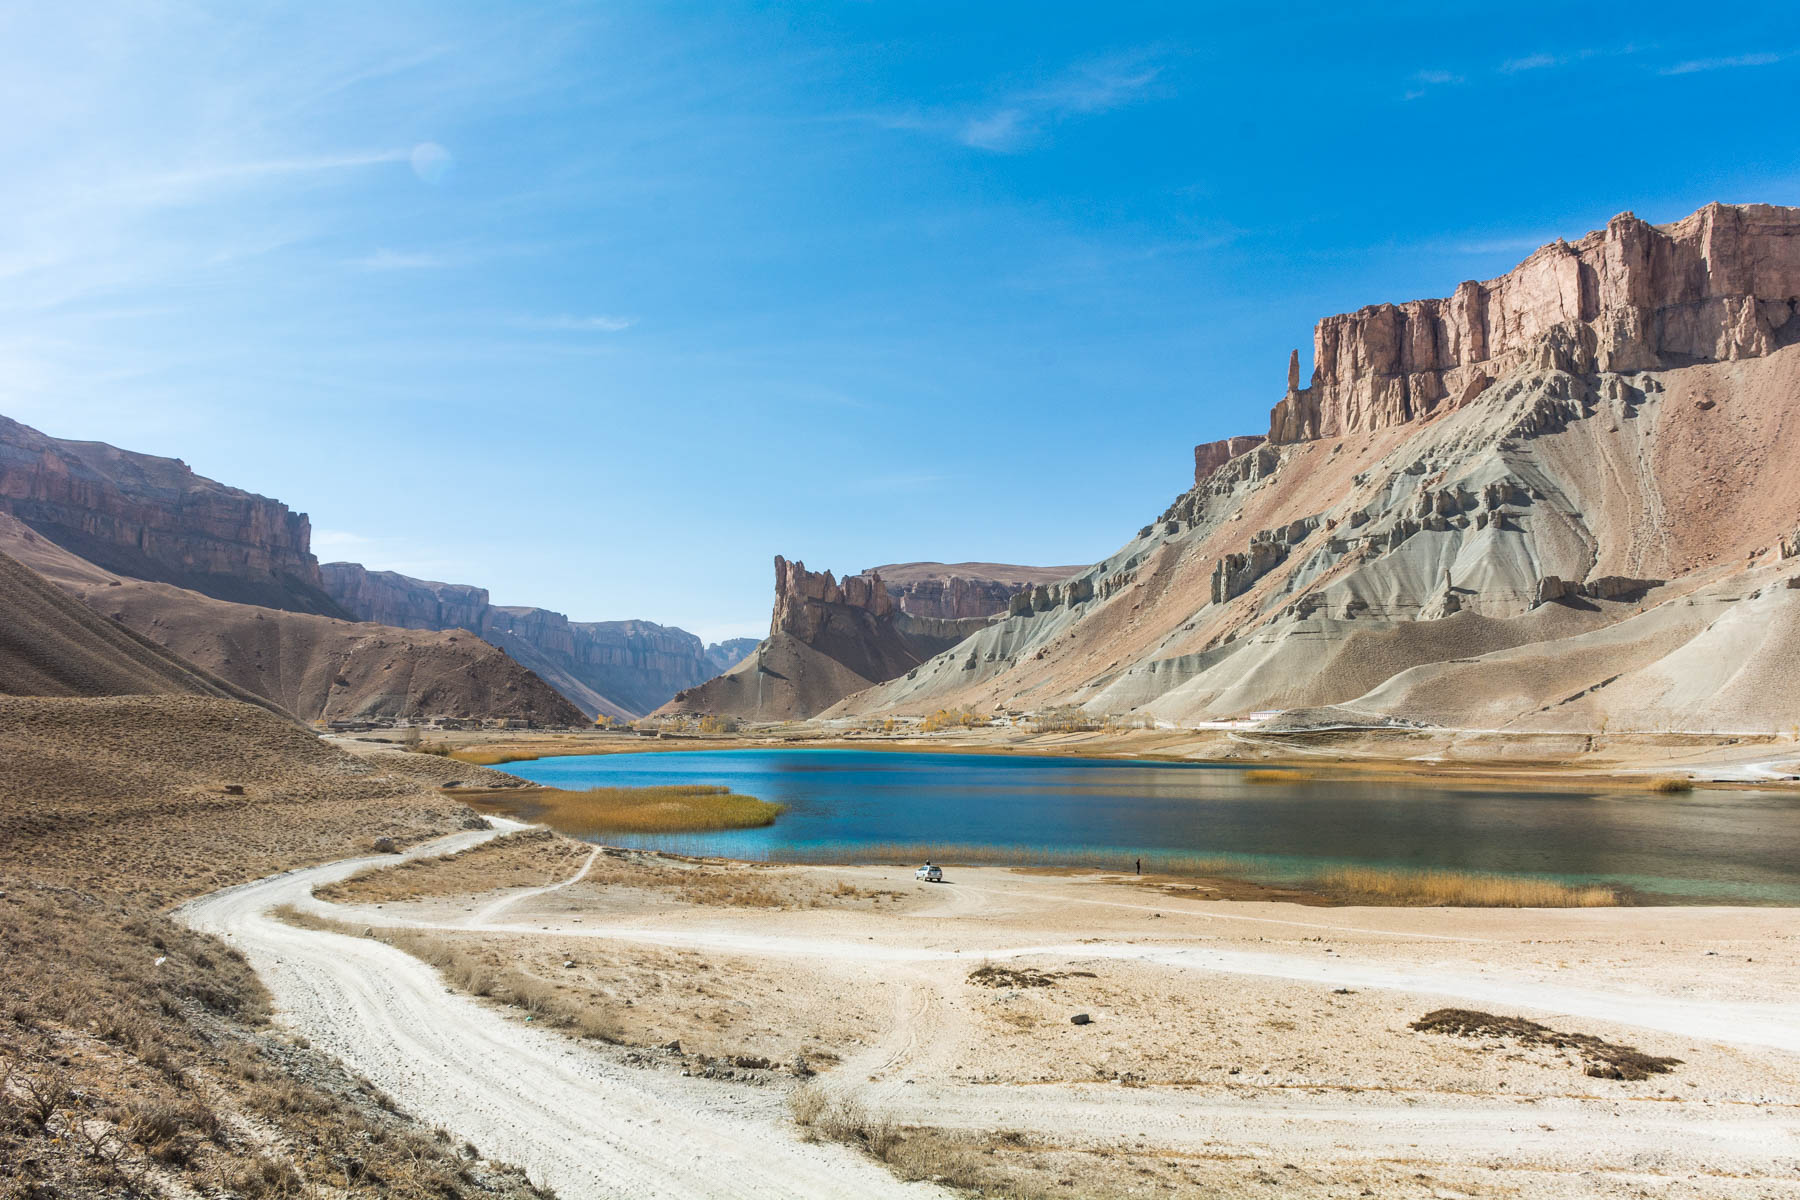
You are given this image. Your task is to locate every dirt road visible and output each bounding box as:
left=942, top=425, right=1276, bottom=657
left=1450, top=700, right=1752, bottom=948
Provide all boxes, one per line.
left=177, top=827, right=942, bottom=1200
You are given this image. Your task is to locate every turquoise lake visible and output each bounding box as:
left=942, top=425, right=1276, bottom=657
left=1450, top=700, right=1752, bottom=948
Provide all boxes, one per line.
left=502, top=748, right=1800, bottom=904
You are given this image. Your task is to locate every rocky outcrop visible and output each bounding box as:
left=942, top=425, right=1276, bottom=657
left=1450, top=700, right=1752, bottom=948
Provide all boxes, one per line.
left=827, top=202, right=1800, bottom=736
left=320, top=562, right=736, bottom=720
left=658, top=557, right=996, bottom=721
left=873, top=561, right=1087, bottom=620
left=1269, top=203, right=1800, bottom=443
left=1193, top=435, right=1267, bottom=486
left=0, top=415, right=346, bottom=616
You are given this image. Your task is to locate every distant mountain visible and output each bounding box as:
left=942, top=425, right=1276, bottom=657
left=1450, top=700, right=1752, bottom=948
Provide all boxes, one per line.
left=320, top=563, right=754, bottom=719
left=0, top=514, right=586, bottom=726
left=704, top=638, right=758, bottom=676
left=0, top=412, right=741, bottom=723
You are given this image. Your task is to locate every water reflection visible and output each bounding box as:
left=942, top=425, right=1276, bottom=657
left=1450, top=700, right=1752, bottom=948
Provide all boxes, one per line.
left=501, top=749, right=1800, bottom=904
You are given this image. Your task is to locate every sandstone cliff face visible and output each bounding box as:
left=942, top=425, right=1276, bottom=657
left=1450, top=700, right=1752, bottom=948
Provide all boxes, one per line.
left=321, top=562, right=738, bottom=720
left=1268, top=203, right=1800, bottom=443
left=0, top=415, right=345, bottom=616
left=316, top=564, right=489, bottom=633
left=659, top=557, right=997, bottom=721
left=1193, top=435, right=1267, bottom=486
left=872, top=562, right=1086, bottom=620
left=830, top=202, right=1800, bottom=736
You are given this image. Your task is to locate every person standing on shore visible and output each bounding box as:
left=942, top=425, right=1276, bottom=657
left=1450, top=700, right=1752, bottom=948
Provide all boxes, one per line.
left=1135, top=857, right=1141, bottom=876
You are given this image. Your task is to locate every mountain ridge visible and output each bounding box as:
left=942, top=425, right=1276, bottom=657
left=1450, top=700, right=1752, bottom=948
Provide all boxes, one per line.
left=800, top=201, right=1800, bottom=733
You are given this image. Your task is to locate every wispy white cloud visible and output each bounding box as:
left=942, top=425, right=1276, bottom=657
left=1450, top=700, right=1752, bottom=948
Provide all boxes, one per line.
left=872, top=51, right=1165, bottom=153
left=80, top=150, right=412, bottom=208
left=1402, top=67, right=1465, bottom=101
left=515, top=314, right=636, bottom=333
left=1661, top=51, right=1782, bottom=75
left=1501, top=53, right=1561, bottom=73
left=352, top=248, right=448, bottom=271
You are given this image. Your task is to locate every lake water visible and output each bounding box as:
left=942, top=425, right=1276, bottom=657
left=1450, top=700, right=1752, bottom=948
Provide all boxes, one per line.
left=500, top=749, right=1800, bottom=904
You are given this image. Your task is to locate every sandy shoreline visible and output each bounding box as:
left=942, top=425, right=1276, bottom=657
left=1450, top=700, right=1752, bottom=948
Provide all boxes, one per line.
left=236, top=828, right=1800, bottom=1198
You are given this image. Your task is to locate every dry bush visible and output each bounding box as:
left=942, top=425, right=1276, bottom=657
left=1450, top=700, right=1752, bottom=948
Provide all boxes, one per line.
left=1645, top=775, right=1695, bottom=793
left=1412, top=1008, right=1680, bottom=1079
left=1025, top=707, right=1101, bottom=734
left=920, top=707, right=988, bottom=733
left=1317, top=866, right=1616, bottom=907
left=788, top=1087, right=897, bottom=1157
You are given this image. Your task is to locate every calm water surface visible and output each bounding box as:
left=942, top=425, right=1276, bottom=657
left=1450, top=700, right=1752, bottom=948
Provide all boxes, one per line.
left=501, top=749, right=1800, bottom=904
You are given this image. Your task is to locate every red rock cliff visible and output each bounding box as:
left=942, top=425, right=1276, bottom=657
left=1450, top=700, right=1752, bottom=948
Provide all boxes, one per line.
left=1268, top=202, right=1800, bottom=442
left=0, top=414, right=342, bottom=615
left=772, top=555, right=893, bottom=640
left=1193, top=435, right=1268, bottom=485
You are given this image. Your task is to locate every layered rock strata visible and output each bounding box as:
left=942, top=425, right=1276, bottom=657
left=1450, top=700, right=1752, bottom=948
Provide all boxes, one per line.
left=657, top=557, right=991, bottom=721
left=1267, top=203, right=1800, bottom=443
left=828, top=203, right=1800, bottom=735
left=873, top=561, right=1087, bottom=620
left=0, top=415, right=346, bottom=616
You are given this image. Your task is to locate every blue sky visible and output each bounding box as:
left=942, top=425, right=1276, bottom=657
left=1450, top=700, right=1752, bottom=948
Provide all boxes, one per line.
left=2, top=2, right=1794, bottom=642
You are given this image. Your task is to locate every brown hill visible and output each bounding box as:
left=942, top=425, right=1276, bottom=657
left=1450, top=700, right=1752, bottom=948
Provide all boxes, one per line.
left=0, top=530, right=281, bottom=709
left=1, top=515, right=585, bottom=726
left=828, top=202, right=1800, bottom=735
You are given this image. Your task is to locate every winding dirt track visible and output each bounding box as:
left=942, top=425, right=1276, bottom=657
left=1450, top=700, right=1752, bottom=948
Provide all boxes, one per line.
left=176, top=827, right=942, bottom=1200
left=179, top=832, right=1800, bottom=1194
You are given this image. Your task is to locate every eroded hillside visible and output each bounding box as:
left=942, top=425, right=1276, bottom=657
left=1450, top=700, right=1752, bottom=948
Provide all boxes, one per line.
left=828, top=203, right=1800, bottom=734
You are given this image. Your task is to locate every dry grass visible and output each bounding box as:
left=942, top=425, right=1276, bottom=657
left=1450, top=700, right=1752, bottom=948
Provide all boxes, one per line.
left=791, top=1088, right=1155, bottom=1199
left=1243, top=767, right=1317, bottom=783
left=464, top=784, right=783, bottom=835
left=448, top=748, right=542, bottom=767
left=318, top=829, right=590, bottom=904
left=0, top=695, right=550, bottom=1200
left=1315, top=865, right=1617, bottom=907
left=271, top=908, right=627, bottom=1045
left=966, top=964, right=1096, bottom=989
left=1645, top=774, right=1695, bottom=793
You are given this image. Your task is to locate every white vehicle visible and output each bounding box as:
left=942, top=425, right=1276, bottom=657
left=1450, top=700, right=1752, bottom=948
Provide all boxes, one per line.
left=914, top=863, right=943, bottom=883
